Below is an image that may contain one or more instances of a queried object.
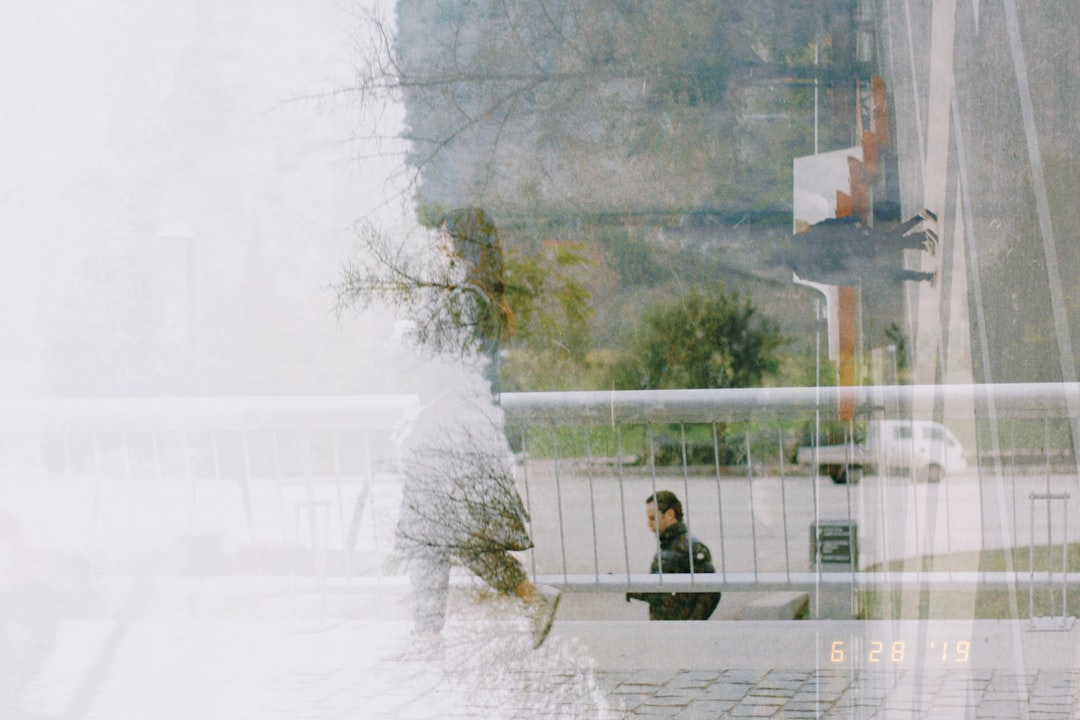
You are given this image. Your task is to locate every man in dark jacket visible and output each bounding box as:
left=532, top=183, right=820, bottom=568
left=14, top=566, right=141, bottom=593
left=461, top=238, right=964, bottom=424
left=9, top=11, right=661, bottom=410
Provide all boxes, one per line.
left=627, top=490, right=721, bottom=620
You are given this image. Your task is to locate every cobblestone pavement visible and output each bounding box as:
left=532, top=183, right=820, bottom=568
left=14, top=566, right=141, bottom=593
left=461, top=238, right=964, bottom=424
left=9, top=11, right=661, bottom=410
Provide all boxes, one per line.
left=331, top=656, right=1080, bottom=719
left=593, top=667, right=1080, bottom=719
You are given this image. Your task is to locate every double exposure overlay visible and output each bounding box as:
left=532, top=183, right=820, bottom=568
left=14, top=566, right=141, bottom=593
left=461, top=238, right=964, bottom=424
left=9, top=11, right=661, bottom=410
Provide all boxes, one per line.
left=3, top=1, right=1080, bottom=717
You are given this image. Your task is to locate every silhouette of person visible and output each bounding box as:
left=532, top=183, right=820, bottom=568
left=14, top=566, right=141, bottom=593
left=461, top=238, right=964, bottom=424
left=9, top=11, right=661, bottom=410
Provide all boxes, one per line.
left=785, top=210, right=938, bottom=287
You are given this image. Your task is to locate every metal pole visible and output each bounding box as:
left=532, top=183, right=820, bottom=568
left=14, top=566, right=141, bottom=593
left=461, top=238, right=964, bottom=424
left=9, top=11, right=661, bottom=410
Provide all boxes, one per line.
left=713, top=422, right=728, bottom=581
left=680, top=423, right=695, bottom=577
left=585, top=426, right=600, bottom=584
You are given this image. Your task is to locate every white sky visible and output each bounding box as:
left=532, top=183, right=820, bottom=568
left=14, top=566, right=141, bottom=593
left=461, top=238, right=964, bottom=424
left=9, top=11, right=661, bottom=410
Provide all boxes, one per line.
left=0, top=0, right=417, bottom=396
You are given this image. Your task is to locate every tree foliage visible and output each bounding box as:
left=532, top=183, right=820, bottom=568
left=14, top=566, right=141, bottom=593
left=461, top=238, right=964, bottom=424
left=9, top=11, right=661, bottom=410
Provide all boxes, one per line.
left=334, top=209, right=593, bottom=382
left=503, top=240, right=594, bottom=362
left=608, top=285, right=783, bottom=390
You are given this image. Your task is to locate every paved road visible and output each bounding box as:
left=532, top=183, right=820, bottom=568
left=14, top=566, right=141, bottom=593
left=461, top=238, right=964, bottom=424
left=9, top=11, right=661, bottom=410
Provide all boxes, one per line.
left=518, top=461, right=1080, bottom=580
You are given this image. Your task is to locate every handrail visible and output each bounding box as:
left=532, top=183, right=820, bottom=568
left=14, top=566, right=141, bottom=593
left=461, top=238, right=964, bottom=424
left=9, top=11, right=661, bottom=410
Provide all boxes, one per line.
left=502, top=383, right=1080, bottom=423
left=531, top=572, right=1080, bottom=593
left=0, top=394, right=419, bottom=431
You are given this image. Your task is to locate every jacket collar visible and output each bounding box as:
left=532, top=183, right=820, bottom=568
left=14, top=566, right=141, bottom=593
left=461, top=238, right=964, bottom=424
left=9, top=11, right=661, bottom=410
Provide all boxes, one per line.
left=659, top=521, right=687, bottom=542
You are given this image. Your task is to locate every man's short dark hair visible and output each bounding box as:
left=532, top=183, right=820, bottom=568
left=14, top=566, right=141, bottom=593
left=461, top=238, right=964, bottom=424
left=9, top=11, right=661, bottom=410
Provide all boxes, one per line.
left=646, top=490, right=682, bottom=521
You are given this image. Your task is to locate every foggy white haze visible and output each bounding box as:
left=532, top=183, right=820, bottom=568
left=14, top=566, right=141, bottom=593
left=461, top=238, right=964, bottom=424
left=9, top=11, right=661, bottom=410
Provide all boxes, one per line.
left=0, top=7, right=534, bottom=714
left=11, top=2, right=1080, bottom=717
left=0, top=0, right=421, bottom=399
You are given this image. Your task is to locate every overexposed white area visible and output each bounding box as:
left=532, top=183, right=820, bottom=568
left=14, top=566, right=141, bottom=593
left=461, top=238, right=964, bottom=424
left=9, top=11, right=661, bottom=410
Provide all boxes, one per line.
left=0, top=5, right=603, bottom=719
left=0, top=0, right=418, bottom=398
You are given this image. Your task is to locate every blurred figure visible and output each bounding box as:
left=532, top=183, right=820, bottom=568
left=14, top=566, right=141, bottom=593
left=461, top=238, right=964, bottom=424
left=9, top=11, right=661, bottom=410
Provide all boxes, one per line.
left=385, top=208, right=560, bottom=660
left=389, top=363, right=560, bottom=659
left=627, top=490, right=720, bottom=620
left=784, top=210, right=939, bottom=287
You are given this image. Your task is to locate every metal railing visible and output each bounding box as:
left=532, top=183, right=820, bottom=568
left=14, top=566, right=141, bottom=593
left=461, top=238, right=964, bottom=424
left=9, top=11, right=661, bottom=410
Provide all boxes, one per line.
left=502, top=384, right=1080, bottom=619
left=2, top=385, right=1079, bottom=620
left=0, top=395, right=417, bottom=583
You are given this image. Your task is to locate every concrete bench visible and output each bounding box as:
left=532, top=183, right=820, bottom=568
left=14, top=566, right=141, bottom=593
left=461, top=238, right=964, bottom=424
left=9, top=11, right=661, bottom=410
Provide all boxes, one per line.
left=741, top=591, right=810, bottom=620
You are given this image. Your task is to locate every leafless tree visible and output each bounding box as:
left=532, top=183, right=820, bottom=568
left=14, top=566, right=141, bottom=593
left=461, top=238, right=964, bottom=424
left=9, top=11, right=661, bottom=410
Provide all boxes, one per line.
left=340, top=1, right=741, bottom=213
left=335, top=206, right=523, bottom=376
left=395, top=420, right=532, bottom=556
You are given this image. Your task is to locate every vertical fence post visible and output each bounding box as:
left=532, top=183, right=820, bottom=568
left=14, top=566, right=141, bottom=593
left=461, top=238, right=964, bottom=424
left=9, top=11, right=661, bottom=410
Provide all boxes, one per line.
left=617, top=425, right=632, bottom=582
left=1028, top=491, right=1073, bottom=630
left=746, top=427, right=759, bottom=579
left=331, top=431, right=352, bottom=582
left=680, top=423, right=695, bottom=576
left=712, top=422, right=727, bottom=581
left=584, top=425, right=600, bottom=585
left=553, top=428, right=569, bottom=583
left=779, top=427, right=792, bottom=581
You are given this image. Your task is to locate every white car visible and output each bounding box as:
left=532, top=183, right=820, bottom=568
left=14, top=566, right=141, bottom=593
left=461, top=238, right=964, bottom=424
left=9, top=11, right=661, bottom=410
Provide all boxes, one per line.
left=797, top=419, right=968, bottom=483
